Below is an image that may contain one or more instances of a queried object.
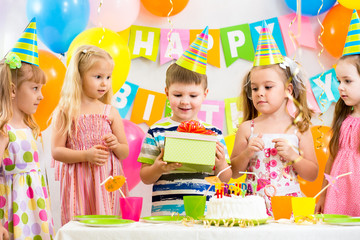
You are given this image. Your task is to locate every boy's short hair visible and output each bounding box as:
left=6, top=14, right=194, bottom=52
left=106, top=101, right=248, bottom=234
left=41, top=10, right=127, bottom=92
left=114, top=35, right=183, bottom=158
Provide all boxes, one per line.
left=166, top=63, right=207, bottom=89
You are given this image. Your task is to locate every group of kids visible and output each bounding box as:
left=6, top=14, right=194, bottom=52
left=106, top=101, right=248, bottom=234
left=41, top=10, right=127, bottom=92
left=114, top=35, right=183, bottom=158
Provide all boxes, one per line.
left=0, top=9, right=360, bottom=240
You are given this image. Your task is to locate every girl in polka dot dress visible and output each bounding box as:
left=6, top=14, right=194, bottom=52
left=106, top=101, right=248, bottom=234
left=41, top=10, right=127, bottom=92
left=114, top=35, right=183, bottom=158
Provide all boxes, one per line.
left=231, top=56, right=318, bottom=215
left=51, top=45, right=129, bottom=225
left=0, top=55, right=54, bottom=238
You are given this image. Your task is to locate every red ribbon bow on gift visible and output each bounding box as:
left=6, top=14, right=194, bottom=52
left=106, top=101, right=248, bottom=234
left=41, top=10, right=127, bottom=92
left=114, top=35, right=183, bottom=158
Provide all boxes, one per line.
left=177, top=120, right=216, bottom=135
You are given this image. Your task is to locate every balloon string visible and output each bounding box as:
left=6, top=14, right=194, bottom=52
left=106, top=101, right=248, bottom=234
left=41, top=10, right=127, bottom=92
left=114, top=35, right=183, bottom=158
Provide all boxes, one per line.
left=97, top=0, right=105, bottom=45
left=316, top=0, right=326, bottom=149
left=167, top=0, right=175, bottom=61
left=288, top=0, right=302, bottom=59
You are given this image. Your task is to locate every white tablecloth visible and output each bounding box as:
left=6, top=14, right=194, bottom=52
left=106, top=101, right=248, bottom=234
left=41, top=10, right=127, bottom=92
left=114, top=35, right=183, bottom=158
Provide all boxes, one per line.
left=54, top=220, right=360, bottom=240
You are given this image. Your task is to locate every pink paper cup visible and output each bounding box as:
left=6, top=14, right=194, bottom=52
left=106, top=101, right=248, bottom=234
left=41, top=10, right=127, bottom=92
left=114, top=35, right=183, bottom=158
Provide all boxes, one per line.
left=120, top=197, right=143, bottom=221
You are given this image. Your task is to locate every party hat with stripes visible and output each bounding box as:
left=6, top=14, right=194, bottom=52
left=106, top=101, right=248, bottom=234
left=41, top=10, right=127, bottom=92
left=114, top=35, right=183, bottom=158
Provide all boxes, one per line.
left=7, top=18, right=39, bottom=66
left=176, top=26, right=208, bottom=74
left=253, top=21, right=283, bottom=66
left=343, top=10, right=360, bottom=56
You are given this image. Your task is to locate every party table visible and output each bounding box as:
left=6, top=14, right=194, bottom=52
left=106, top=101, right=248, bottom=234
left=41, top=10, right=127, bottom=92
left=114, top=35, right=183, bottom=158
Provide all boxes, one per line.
left=54, top=220, right=360, bottom=240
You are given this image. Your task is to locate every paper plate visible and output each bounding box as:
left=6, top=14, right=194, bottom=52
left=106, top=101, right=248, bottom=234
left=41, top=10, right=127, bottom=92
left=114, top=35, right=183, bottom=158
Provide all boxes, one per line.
left=79, top=219, right=134, bottom=227
left=199, top=217, right=269, bottom=226
left=74, top=215, right=121, bottom=221
left=315, top=214, right=350, bottom=221
left=141, top=216, right=184, bottom=223
left=324, top=217, right=360, bottom=226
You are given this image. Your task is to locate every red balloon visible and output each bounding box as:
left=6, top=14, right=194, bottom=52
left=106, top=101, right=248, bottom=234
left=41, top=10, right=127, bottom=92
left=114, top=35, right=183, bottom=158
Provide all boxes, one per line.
left=322, top=5, right=359, bottom=58
left=122, top=120, right=145, bottom=190
left=34, top=50, right=66, bottom=131
left=299, top=126, right=331, bottom=201
left=141, top=0, right=189, bottom=17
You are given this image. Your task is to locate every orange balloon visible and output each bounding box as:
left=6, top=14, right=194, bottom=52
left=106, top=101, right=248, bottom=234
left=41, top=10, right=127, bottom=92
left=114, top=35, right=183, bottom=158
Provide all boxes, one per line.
left=322, top=5, right=359, bottom=58
left=299, top=126, right=331, bottom=201
left=34, top=50, right=66, bottom=131
left=141, top=0, right=189, bottom=17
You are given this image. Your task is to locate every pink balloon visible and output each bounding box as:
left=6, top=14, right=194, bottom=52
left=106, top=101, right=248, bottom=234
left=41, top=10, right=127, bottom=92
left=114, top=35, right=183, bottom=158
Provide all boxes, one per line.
left=122, top=120, right=145, bottom=191
left=89, top=0, right=140, bottom=32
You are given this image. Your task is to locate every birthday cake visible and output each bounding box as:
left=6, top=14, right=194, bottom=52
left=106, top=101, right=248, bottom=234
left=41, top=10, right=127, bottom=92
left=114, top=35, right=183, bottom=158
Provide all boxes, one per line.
left=205, top=195, right=268, bottom=220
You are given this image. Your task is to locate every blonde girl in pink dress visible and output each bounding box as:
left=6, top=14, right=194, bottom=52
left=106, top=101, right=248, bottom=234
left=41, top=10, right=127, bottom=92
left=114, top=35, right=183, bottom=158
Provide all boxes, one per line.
left=51, top=45, right=129, bottom=225
left=0, top=53, right=54, bottom=239
left=231, top=56, right=318, bottom=215
left=315, top=54, right=360, bottom=216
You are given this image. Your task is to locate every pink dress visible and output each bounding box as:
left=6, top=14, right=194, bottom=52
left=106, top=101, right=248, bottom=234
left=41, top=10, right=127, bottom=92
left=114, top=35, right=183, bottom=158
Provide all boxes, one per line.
left=245, top=120, right=303, bottom=215
left=324, top=115, right=360, bottom=216
left=53, top=105, right=129, bottom=225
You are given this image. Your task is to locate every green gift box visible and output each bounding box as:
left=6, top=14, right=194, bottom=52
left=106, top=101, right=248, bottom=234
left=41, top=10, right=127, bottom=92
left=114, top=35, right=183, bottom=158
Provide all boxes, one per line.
left=163, top=131, right=217, bottom=173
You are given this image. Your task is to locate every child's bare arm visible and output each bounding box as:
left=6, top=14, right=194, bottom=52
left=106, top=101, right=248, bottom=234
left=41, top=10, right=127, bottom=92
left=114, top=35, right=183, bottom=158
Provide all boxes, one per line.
left=140, top=149, right=182, bottom=184
left=0, top=133, right=9, bottom=167
left=104, top=106, right=129, bottom=160
left=279, top=129, right=319, bottom=181
left=231, top=122, right=264, bottom=178
left=51, top=118, right=109, bottom=165
left=214, top=142, right=231, bottom=182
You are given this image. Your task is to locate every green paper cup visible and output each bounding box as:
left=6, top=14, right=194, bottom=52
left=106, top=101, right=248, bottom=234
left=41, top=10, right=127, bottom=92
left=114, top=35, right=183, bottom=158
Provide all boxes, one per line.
left=291, top=197, right=315, bottom=223
left=271, top=196, right=293, bottom=220
left=183, top=195, right=206, bottom=220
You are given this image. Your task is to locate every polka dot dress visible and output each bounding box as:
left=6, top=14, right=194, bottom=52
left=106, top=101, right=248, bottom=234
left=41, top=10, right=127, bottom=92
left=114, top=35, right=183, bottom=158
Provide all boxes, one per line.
left=0, top=125, right=54, bottom=240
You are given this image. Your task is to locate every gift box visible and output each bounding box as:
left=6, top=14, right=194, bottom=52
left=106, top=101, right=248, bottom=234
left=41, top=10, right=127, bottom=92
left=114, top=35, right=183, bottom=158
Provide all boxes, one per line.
left=163, top=131, right=217, bottom=173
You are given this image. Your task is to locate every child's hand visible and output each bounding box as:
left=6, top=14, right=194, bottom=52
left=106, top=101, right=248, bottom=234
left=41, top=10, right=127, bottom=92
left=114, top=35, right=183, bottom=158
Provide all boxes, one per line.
left=215, top=141, right=227, bottom=167
left=153, top=149, right=182, bottom=173
left=86, top=145, right=109, bottom=166
left=0, top=224, right=8, bottom=240
left=245, top=133, right=264, bottom=158
left=103, top=133, right=120, bottom=151
left=272, top=138, right=298, bottom=162
left=315, top=195, right=325, bottom=214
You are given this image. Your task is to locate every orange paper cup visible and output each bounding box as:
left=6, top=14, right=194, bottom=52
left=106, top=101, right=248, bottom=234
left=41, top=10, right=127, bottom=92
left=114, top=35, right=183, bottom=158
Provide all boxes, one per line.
left=271, top=196, right=293, bottom=220
left=291, top=197, right=315, bottom=222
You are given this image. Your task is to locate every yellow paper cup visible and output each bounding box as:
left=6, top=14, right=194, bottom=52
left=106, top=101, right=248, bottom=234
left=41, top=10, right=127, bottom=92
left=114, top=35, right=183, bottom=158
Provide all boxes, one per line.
left=271, top=196, right=293, bottom=220
left=291, top=197, right=315, bottom=222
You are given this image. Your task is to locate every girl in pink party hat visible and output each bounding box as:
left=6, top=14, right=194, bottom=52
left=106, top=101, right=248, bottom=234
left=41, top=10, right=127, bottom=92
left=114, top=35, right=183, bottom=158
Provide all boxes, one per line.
left=0, top=18, right=54, bottom=239
left=231, top=21, right=318, bottom=215
left=316, top=10, right=360, bottom=216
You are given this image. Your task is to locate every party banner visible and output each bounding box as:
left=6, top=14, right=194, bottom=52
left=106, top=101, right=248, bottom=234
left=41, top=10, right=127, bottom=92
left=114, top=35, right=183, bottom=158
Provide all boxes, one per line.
left=160, top=29, right=189, bottom=65
left=249, top=18, right=287, bottom=56
left=190, top=29, right=221, bottom=68
left=278, top=13, right=317, bottom=56
left=130, top=88, right=167, bottom=126
left=220, top=24, right=255, bottom=67
left=129, top=25, right=160, bottom=61
left=224, top=97, right=243, bottom=135
left=309, top=68, right=340, bottom=113
left=198, top=100, right=225, bottom=131
left=112, top=81, right=139, bottom=118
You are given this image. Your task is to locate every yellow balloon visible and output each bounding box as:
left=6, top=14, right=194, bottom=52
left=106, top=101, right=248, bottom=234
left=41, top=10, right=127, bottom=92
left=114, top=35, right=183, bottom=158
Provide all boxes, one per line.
left=67, top=27, right=131, bottom=93
left=338, top=0, right=360, bottom=10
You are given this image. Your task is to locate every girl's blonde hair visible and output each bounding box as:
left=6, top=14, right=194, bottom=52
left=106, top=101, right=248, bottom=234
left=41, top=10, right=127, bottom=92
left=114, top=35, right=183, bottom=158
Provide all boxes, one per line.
left=329, top=54, right=360, bottom=159
left=166, top=63, right=207, bottom=89
left=0, top=59, right=46, bottom=138
left=52, top=45, right=114, bottom=138
left=240, top=62, right=312, bottom=133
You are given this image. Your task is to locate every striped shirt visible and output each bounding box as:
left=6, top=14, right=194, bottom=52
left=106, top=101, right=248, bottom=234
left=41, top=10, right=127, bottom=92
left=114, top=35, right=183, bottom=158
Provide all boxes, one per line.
left=138, top=117, right=229, bottom=216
